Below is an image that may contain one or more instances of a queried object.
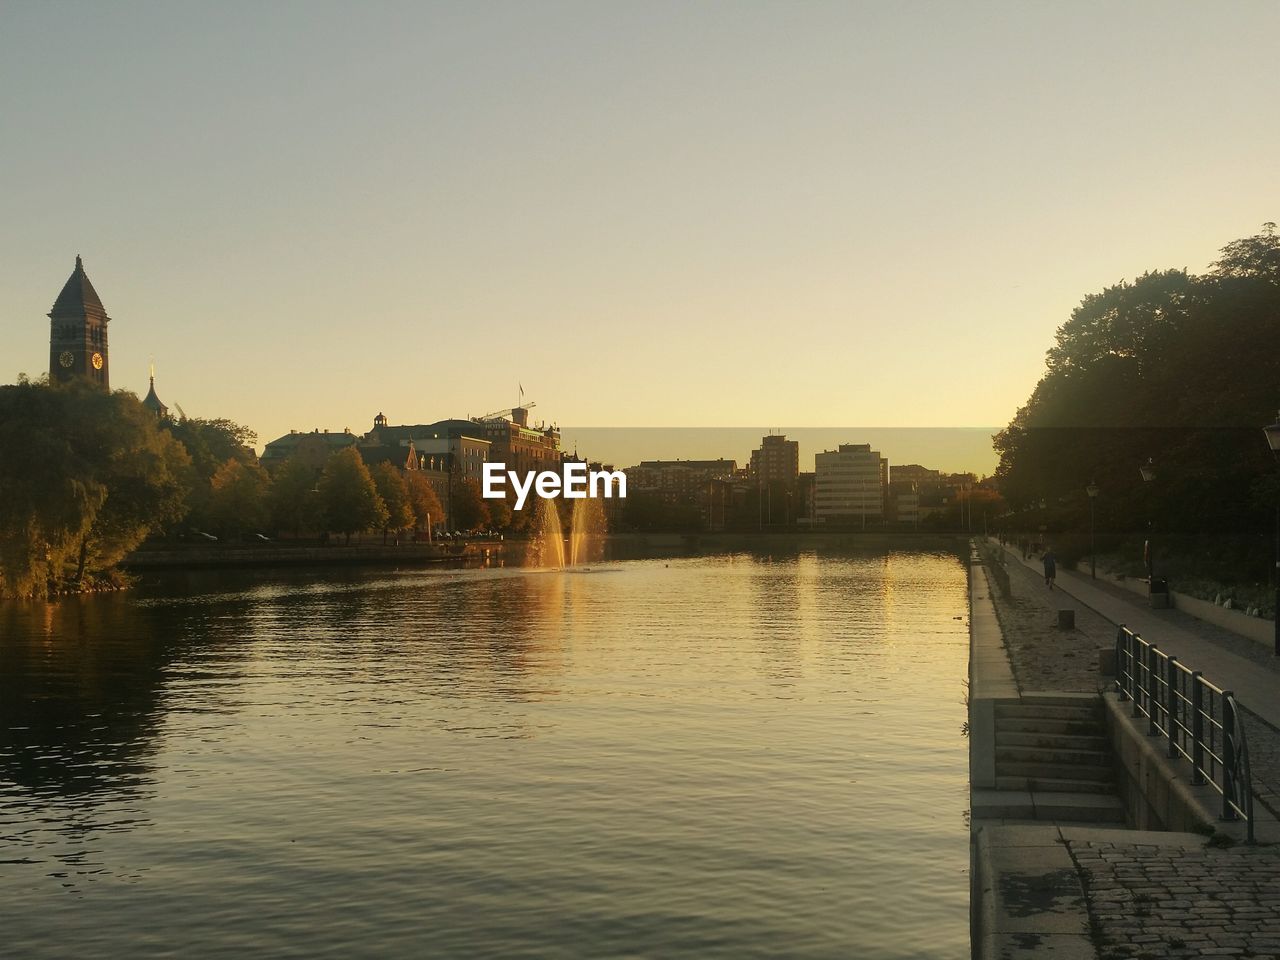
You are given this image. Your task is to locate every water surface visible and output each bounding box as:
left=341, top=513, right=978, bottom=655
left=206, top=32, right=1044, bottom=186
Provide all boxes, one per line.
left=0, top=550, right=969, bottom=958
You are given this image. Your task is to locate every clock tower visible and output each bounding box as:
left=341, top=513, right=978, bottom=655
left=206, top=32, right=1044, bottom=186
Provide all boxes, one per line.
left=49, top=255, right=110, bottom=390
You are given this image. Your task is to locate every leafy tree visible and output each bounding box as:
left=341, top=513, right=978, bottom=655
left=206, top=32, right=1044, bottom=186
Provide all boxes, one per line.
left=0, top=381, right=191, bottom=598
left=486, top=497, right=512, bottom=531
left=404, top=470, right=444, bottom=533
left=371, top=463, right=414, bottom=543
left=166, top=416, right=257, bottom=530
left=450, top=477, right=490, bottom=531
left=268, top=455, right=321, bottom=537
left=994, top=225, right=1280, bottom=581
left=1210, top=222, right=1280, bottom=280
left=207, top=458, right=271, bottom=540
left=317, top=447, right=387, bottom=544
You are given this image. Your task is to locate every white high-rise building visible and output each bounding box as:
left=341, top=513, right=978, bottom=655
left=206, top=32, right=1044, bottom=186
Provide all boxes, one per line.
left=814, top=444, right=887, bottom=521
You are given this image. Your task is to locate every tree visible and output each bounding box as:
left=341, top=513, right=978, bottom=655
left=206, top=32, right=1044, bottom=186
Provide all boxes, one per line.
left=166, top=416, right=257, bottom=531
left=1211, top=222, right=1280, bottom=281
left=404, top=470, right=444, bottom=534
left=486, top=497, right=512, bottom=531
left=994, top=225, right=1280, bottom=580
left=207, top=458, right=271, bottom=540
left=0, top=381, right=191, bottom=598
left=371, top=463, right=414, bottom=543
left=317, top=447, right=387, bottom=544
left=450, top=477, right=490, bottom=531
left=268, top=455, right=321, bottom=537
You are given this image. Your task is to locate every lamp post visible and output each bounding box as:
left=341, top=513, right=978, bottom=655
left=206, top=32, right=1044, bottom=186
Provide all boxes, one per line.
left=1086, top=481, right=1099, bottom=579
left=1263, top=411, right=1280, bottom=656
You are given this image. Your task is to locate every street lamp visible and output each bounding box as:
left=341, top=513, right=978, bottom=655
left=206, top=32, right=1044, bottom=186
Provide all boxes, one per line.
left=1264, top=411, right=1280, bottom=656
left=1086, top=481, right=1099, bottom=579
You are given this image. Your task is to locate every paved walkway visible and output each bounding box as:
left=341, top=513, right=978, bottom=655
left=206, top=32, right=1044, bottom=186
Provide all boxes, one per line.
left=995, top=539, right=1280, bottom=820
left=1069, top=829, right=1280, bottom=960
left=1001, top=542, right=1279, bottom=728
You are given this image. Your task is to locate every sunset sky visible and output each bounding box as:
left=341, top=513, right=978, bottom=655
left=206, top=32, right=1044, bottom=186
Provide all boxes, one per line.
left=3, top=1, right=1276, bottom=474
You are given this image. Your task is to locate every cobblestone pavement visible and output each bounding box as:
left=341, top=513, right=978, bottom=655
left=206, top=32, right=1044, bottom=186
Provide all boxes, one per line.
left=1069, top=833, right=1280, bottom=960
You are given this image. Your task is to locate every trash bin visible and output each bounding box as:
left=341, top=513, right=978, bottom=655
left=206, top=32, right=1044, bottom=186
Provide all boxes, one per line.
left=1149, top=576, right=1170, bottom=609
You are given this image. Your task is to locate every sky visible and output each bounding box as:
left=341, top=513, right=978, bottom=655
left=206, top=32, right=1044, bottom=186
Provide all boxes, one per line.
left=2, top=1, right=1277, bottom=475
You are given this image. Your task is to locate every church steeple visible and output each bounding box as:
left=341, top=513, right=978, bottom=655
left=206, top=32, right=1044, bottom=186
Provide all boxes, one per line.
left=142, top=362, right=169, bottom=420
left=49, top=255, right=110, bottom=389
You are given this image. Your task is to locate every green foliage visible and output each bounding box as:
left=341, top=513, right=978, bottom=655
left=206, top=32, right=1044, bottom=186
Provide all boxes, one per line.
left=0, top=382, right=191, bottom=598
left=166, top=415, right=257, bottom=530
left=318, top=447, right=388, bottom=543
left=403, top=470, right=444, bottom=532
left=371, top=463, right=415, bottom=535
left=268, top=455, right=321, bottom=536
left=450, top=477, right=490, bottom=531
left=486, top=496, right=512, bottom=531
left=207, top=458, right=271, bottom=540
left=994, top=224, right=1280, bottom=587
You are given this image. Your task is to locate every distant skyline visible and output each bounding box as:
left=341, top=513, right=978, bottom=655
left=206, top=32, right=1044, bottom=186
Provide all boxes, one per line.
left=3, top=1, right=1277, bottom=460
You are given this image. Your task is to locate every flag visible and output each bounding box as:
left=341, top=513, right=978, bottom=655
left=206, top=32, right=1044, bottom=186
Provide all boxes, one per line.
left=519, top=383, right=524, bottom=398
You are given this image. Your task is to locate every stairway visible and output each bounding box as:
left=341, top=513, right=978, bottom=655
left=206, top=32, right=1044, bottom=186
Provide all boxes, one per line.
left=980, top=693, right=1126, bottom=824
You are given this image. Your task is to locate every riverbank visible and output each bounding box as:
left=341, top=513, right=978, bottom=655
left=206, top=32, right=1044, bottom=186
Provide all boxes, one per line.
left=970, top=538, right=1280, bottom=959
left=122, top=541, right=502, bottom=569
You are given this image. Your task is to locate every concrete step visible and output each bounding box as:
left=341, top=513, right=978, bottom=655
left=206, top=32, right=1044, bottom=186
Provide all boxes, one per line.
left=997, top=761, right=1115, bottom=782
left=971, top=789, right=1126, bottom=824
left=1018, top=694, right=1105, bottom=708
left=994, top=717, right=1104, bottom=737
left=995, top=703, right=1101, bottom=722
left=971, top=788, right=1036, bottom=820
left=995, top=746, right=1112, bottom=767
left=996, top=776, right=1116, bottom=795
left=1029, top=791, right=1127, bottom=824
left=995, top=731, right=1109, bottom=752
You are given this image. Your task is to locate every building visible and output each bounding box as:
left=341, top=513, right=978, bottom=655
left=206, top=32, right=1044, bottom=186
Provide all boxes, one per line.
left=886, top=480, right=920, bottom=526
left=890, top=464, right=940, bottom=486
left=475, top=406, right=562, bottom=478
left=49, top=255, right=110, bottom=390
left=261, top=428, right=361, bottom=472
left=814, top=444, right=887, bottom=522
left=142, top=368, right=169, bottom=420
left=750, top=434, right=799, bottom=484
left=625, top=459, right=738, bottom=500
left=364, top=414, right=491, bottom=482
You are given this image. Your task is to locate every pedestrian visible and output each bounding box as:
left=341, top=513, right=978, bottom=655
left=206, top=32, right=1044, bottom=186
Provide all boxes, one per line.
left=1042, top=548, right=1057, bottom=589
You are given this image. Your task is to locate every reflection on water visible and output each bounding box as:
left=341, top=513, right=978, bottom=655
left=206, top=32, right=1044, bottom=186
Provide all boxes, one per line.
left=0, top=550, right=969, bottom=959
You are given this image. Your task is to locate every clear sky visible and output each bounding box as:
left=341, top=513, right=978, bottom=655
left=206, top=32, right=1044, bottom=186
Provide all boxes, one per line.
left=2, top=1, right=1276, bottom=473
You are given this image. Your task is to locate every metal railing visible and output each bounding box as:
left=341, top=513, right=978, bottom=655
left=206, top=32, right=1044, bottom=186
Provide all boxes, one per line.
left=1115, top=624, right=1255, bottom=843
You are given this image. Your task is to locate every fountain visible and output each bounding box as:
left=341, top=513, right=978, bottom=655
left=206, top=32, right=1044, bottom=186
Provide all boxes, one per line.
left=529, top=496, right=607, bottom=568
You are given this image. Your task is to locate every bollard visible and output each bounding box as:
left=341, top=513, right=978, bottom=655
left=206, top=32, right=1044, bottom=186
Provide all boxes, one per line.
left=1057, top=608, right=1075, bottom=630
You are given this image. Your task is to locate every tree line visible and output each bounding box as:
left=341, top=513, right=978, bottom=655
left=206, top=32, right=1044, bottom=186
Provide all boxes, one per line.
left=0, top=379, right=500, bottom=599
left=993, top=223, right=1280, bottom=603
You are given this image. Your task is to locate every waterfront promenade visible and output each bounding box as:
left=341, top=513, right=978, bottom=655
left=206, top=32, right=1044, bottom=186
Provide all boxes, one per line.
left=977, top=541, right=1280, bottom=959
left=996, top=540, right=1280, bottom=821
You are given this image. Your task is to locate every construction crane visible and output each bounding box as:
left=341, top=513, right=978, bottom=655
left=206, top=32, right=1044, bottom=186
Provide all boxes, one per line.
left=476, top=401, right=536, bottom=422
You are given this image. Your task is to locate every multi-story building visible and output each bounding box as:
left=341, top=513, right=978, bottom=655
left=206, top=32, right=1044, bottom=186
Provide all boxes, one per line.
left=750, top=434, right=799, bottom=484
left=625, top=459, right=738, bottom=501
left=476, top=407, right=562, bottom=479
left=890, top=464, right=940, bottom=486
left=261, top=428, right=361, bottom=472
left=886, top=480, right=920, bottom=526
left=814, top=444, right=888, bottom=522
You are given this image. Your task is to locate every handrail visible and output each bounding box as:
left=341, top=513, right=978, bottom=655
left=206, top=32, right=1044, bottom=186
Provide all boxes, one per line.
left=1114, top=624, right=1255, bottom=843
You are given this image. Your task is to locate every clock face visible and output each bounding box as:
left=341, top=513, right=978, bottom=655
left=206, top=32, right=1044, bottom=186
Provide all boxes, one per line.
left=91, top=352, right=104, bottom=370
left=59, top=350, right=74, bottom=369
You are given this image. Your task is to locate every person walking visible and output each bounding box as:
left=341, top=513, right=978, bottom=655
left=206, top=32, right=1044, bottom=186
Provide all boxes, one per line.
left=1042, top=548, right=1057, bottom=590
